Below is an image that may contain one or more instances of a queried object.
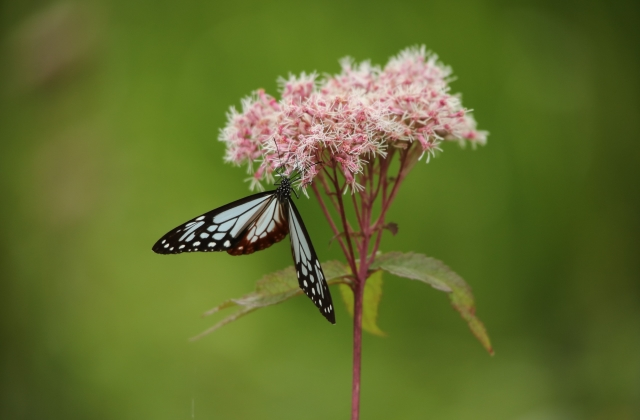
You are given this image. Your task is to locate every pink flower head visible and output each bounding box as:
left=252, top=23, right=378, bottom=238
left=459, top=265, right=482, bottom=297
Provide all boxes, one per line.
left=219, top=46, right=488, bottom=191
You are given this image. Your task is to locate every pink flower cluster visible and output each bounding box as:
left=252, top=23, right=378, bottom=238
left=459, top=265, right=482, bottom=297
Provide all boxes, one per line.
left=219, top=46, right=487, bottom=191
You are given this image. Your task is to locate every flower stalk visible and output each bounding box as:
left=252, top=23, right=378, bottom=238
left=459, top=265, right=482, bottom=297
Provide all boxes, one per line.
left=351, top=280, right=364, bottom=420
left=310, top=142, right=421, bottom=419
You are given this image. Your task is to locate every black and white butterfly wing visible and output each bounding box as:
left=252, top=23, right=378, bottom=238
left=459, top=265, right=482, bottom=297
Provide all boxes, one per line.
left=288, top=199, right=335, bottom=324
left=152, top=191, right=289, bottom=255
left=152, top=186, right=335, bottom=324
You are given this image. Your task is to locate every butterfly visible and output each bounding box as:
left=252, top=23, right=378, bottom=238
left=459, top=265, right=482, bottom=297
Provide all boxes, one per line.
left=151, top=164, right=335, bottom=324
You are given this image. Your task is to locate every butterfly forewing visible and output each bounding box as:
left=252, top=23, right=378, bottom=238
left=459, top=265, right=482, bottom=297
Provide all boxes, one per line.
left=152, top=191, right=285, bottom=254
left=288, top=199, right=336, bottom=324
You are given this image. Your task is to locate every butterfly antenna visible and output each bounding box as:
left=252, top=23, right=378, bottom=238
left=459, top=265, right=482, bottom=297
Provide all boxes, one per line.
left=273, top=139, right=284, bottom=177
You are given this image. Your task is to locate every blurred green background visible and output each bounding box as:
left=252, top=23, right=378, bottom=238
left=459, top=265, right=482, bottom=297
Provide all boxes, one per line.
left=1, top=0, right=639, bottom=419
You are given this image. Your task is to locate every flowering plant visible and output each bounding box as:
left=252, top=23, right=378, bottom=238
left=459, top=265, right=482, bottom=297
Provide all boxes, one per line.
left=201, top=46, right=492, bottom=420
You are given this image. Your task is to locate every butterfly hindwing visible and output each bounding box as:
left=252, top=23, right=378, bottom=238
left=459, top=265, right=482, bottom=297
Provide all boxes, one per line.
left=288, top=199, right=336, bottom=324
left=152, top=191, right=282, bottom=254
left=227, top=195, right=289, bottom=255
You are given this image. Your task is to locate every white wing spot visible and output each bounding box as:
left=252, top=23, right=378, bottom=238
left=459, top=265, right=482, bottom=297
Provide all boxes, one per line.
left=179, top=245, right=185, bottom=249
left=193, top=241, right=201, bottom=246
left=163, top=243, right=169, bottom=248
left=196, top=216, right=205, bottom=221
left=162, top=239, right=166, bottom=244
left=224, top=240, right=231, bottom=247
left=312, top=288, right=315, bottom=295
left=170, top=247, right=174, bottom=251
left=303, top=280, right=308, bottom=287
left=208, top=242, right=216, bottom=247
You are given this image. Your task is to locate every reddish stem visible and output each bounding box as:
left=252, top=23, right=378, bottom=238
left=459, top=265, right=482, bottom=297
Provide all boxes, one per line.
left=351, top=279, right=364, bottom=420
left=310, top=181, right=352, bottom=267
left=313, top=144, right=421, bottom=420
left=331, top=165, right=358, bottom=269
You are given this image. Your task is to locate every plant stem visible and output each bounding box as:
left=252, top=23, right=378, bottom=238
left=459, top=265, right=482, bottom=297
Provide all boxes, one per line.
left=351, top=278, right=365, bottom=420
left=313, top=147, right=419, bottom=420
left=331, top=165, right=358, bottom=271
left=310, top=182, right=352, bottom=268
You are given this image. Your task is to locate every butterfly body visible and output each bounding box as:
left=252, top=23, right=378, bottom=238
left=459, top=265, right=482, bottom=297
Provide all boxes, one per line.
left=152, top=174, right=335, bottom=323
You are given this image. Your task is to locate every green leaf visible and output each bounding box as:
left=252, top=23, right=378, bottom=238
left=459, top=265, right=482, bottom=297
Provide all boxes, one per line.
left=190, top=260, right=350, bottom=340
left=339, top=270, right=386, bottom=337
left=372, top=252, right=494, bottom=355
